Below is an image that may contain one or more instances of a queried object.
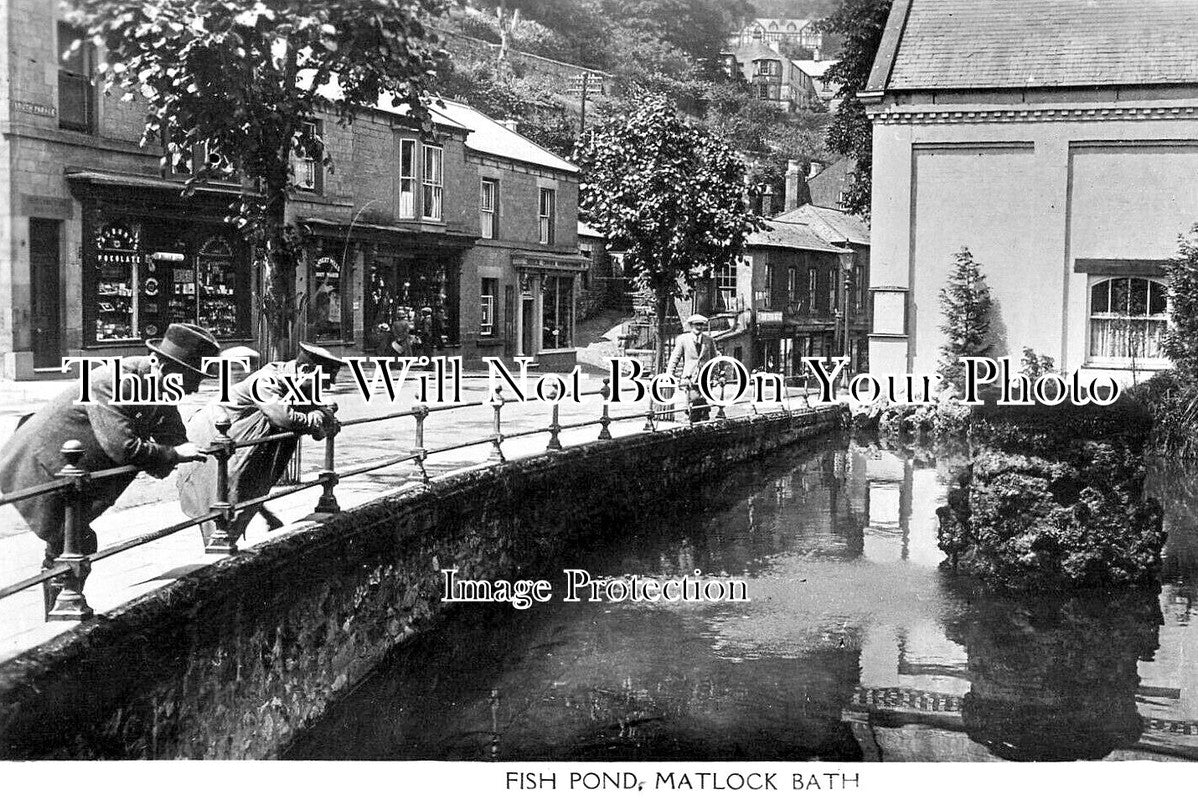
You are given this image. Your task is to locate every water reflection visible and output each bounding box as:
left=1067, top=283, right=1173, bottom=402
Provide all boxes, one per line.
left=286, top=438, right=1198, bottom=762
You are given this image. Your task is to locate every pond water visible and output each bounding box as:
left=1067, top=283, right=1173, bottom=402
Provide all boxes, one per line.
left=286, top=435, right=1198, bottom=762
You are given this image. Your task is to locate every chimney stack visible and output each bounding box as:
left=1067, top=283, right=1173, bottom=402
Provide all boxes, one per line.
left=808, top=160, right=823, bottom=180
left=499, top=119, right=519, bottom=133
left=784, top=160, right=803, bottom=212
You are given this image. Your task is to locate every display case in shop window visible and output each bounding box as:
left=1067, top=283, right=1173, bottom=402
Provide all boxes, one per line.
left=94, top=222, right=141, bottom=342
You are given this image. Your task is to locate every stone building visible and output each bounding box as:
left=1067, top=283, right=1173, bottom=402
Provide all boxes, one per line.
left=722, top=42, right=821, bottom=113
left=864, top=0, right=1198, bottom=383
left=0, top=0, right=582, bottom=379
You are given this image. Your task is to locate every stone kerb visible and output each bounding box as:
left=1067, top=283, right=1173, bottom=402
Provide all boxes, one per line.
left=0, top=408, right=841, bottom=759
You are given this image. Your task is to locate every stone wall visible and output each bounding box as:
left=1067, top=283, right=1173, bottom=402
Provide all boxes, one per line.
left=0, top=408, right=842, bottom=759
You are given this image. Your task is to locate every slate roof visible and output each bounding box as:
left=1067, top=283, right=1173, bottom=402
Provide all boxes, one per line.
left=433, top=101, right=579, bottom=174
left=872, top=0, right=1198, bottom=91
left=746, top=221, right=850, bottom=254
left=774, top=205, right=870, bottom=247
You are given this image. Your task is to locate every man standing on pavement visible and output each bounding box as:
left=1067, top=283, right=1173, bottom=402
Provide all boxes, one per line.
left=177, top=342, right=345, bottom=544
left=667, top=314, right=718, bottom=422
left=0, top=323, right=218, bottom=569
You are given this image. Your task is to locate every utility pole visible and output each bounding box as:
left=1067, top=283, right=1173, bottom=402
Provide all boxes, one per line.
left=579, top=72, right=590, bottom=131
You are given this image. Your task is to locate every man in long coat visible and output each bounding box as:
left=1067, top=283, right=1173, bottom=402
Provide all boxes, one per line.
left=667, top=313, right=719, bottom=422
left=177, top=342, right=345, bottom=543
left=0, top=323, right=217, bottom=567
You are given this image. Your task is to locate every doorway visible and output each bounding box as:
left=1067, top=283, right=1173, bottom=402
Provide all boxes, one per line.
left=29, top=219, right=62, bottom=369
left=521, top=296, right=535, bottom=356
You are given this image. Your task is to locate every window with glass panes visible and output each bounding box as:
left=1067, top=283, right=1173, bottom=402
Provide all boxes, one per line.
left=1088, top=277, right=1168, bottom=364
left=58, top=23, right=94, bottom=133
left=293, top=120, right=321, bottom=193
left=541, top=275, right=573, bottom=349
left=715, top=264, right=738, bottom=310
left=480, top=179, right=497, bottom=239
left=480, top=277, right=498, bottom=336
left=539, top=188, right=556, bottom=244
left=422, top=145, right=443, bottom=220
left=399, top=140, right=417, bottom=217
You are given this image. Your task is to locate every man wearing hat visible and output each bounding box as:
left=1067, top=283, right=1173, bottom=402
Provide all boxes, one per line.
left=177, top=342, right=345, bottom=543
left=0, top=323, right=218, bottom=569
left=667, top=314, right=718, bottom=422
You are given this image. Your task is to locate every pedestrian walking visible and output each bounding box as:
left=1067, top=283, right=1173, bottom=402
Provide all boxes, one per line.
left=667, top=314, right=718, bottom=422
left=0, top=323, right=218, bottom=568
left=176, top=342, right=346, bottom=544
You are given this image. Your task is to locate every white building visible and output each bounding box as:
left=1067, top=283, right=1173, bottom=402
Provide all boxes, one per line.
left=863, top=0, right=1198, bottom=385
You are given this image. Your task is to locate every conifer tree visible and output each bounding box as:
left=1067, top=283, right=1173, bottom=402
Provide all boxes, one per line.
left=1164, top=224, right=1198, bottom=382
left=938, top=247, right=992, bottom=391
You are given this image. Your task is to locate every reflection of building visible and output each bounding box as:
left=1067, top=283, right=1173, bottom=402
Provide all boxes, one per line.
left=0, top=0, right=583, bottom=379
left=864, top=0, right=1198, bottom=384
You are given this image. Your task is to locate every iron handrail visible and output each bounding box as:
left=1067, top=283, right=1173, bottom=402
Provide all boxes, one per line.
left=0, top=377, right=819, bottom=620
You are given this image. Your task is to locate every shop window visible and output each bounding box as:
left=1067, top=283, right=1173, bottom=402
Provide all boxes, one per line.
left=422, top=144, right=443, bottom=221
left=480, top=179, right=498, bottom=239
left=293, top=120, right=323, bottom=194
left=542, top=275, right=573, bottom=349
left=539, top=188, right=556, bottom=245
left=90, top=220, right=249, bottom=345
left=310, top=256, right=343, bottom=342
left=58, top=23, right=94, bottom=133
left=94, top=222, right=141, bottom=342
left=1088, top=277, right=1168, bottom=365
left=399, top=140, right=417, bottom=217
left=480, top=277, right=498, bottom=337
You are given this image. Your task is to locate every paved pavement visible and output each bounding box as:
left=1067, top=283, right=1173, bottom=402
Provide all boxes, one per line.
left=0, top=364, right=821, bottom=663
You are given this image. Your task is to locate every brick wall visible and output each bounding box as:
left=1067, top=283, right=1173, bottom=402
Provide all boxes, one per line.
left=0, top=408, right=843, bottom=758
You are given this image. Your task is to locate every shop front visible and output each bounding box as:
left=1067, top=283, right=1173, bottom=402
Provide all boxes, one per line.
left=509, top=252, right=587, bottom=371
left=299, top=220, right=474, bottom=357
left=70, top=174, right=255, bottom=356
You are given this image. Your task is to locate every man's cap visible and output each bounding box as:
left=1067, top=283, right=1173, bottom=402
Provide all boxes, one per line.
left=146, top=323, right=221, bottom=378
left=686, top=314, right=709, bottom=326
left=420, top=306, right=433, bottom=313
left=298, top=342, right=348, bottom=369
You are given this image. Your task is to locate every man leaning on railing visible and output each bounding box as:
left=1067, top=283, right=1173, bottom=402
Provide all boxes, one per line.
left=176, top=342, right=345, bottom=546
left=0, top=323, right=217, bottom=574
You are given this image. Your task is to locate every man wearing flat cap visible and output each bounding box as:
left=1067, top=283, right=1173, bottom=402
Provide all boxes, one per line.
left=177, top=342, right=345, bottom=544
left=0, top=323, right=217, bottom=569
left=667, top=314, right=718, bottom=422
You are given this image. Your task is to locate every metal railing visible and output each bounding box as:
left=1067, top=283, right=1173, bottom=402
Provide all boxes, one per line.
left=0, top=376, right=819, bottom=623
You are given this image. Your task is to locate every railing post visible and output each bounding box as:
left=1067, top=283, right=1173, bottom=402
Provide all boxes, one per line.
left=597, top=377, right=613, bottom=440
left=47, top=440, right=94, bottom=621
left=749, top=371, right=759, bottom=417
left=643, top=397, right=656, bottom=432
left=716, top=376, right=728, bottom=420
left=315, top=402, right=340, bottom=514
left=205, top=412, right=238, bottom=554
left=684, top=383, right=694, bottom=428
left=412, top=404, right=430, bottom=484
left=546, top=386, right=563, bottom=451
left=488, top=387, right=506, bottom=462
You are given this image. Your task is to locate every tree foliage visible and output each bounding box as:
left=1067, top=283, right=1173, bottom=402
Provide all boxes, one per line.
left=819, top=0, right=892, bottom=217
left=1163, top=224, right=1198, bottom=381
left=574, top=95, right=760, bottom=369
left=938, top=247, right=993, bottom=390
left=72, top=0, right=449, bottom=355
